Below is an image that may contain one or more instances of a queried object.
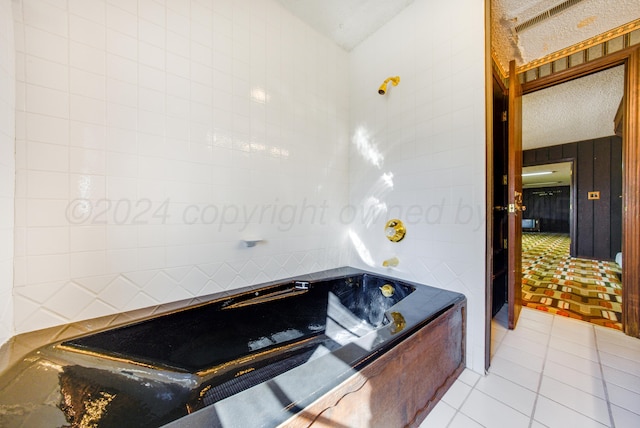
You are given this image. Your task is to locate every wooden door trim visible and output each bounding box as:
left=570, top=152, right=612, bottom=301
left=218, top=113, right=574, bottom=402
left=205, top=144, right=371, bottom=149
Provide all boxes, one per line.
left=521, top=46, right=635, bottom=94
left=516, top=47, right=640, bottom=338
left=622, top=48, right=640, bottom=337
left=507, top=60, right=523, bottom=330
left=484, top=0, right=495, bottom=369
left=485, top=74, right=494, bottom=372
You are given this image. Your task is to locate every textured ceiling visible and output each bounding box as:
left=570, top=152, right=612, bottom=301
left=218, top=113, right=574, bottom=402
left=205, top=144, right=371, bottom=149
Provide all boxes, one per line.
left=492, top=0, right=640, bottom=71
left=276, top=0, right=416, bottom=51
left=522, top=65, right=624, bottom=150
left=276, top=1, right=640, bottom=64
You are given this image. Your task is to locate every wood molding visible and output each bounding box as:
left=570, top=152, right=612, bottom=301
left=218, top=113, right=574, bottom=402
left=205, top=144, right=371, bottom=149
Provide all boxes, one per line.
left=623, top=48, right=640, bottom=338
left=522, top=46, right=634, bottom=94
left=615, top=96, right=624, bottom=137
left=516, top=47, right=640, bottom=338
left=516, top=18, right=640, bottom=75
left=485, top=0, right=494, bottom=372
left=492, top=51, right=508, bottom=81
left=507, top=60, right=523, bottom=330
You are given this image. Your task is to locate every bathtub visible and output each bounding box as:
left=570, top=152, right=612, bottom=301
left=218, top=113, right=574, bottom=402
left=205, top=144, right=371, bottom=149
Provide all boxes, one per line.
left=0, top=267, right=465, bottom=427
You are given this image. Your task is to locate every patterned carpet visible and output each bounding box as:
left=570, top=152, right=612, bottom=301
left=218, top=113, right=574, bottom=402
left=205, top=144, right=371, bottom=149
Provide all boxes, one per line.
left=522, top=233, right=623, bottom=330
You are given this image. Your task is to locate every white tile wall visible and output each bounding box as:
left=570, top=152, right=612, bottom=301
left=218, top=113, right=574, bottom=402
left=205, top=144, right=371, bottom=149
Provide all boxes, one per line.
left=6, top=0, right=490, bottom=373
left=347, top=0, right=487, bottom=372
left=12, top=0, right=351, bottom=335
left=0, top=0, right=16, bottom=345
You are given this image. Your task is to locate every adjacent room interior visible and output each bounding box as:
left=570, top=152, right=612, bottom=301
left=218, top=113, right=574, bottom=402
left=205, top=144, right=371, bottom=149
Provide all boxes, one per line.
left=519, top=66, right=624, bottom=330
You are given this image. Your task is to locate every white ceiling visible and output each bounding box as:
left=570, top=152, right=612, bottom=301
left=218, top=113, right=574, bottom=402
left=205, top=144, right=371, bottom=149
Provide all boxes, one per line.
left=523, top=162, right=572, bottom=188
left=276, top=0, right=416, bottom=51
left=522, top=65, right=624, bottom=150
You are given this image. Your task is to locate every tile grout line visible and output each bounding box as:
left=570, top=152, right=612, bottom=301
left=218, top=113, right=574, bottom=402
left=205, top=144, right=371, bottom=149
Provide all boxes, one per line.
left=595, top=328, right=616, bottom=427
left=461, top=316, right=545, bottom=427
left=542, top=320, right=615, bottom=427
left=527, top=312, right=554, bottom=428
left=445, top=369, right=481, bottom=427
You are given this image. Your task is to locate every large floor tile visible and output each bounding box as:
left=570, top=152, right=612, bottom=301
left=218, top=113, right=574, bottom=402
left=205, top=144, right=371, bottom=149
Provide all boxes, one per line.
left=482, top=306, right=640, bottom=428
left=533, top=396, right=609, bottom=428
left=448, top=412, right=485, bottom=428
left=489, top=355, right=541, bottom=391
left=548, top=335, right=599, bottom=361
left=501, top=331, right=548, bottom=358
left=530, top=421, right=549, bottom=428
left=551, top=320, right=596, bottom=347
left=538, top=376, right=610, bottom=425
left=543, top=360, right=606, bottom=399
left=594, top=326, right=640, bottom=349
left=419, top=400, right=456, bottom=427
left=474, top=373, right=537, bottom=416
left=606, top=383, right=640, bottom=415
left=602, top=365, right=640, bottom=395
left=517, top=319, right=553, bottom=337
left=610, top=404, right=640, bottom=428
left=598, top=351, right=640, bottom=377
left=545, top=347, right=602, bottom=378
left=493, top=343, right=545, bottom=372
left=491, top=327, right=507, bottom=358
left=456, top=368, right=481, bottom=387
left=519, top=307, right=554, bottom=326
left=597, top=341, right=640, bottom=363
left=460, top=389, right=530, bottom=428
left=440, top=379, right=472, bottom=409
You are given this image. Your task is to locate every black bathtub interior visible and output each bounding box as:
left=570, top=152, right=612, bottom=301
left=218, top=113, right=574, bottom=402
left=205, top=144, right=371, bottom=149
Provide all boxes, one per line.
left=61, top=274, right=414, bottom=375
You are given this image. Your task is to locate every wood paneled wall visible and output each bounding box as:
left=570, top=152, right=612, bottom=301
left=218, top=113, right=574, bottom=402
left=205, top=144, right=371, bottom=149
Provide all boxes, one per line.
left=523, top=186, right=571, bottom=233
left=523, top=136, right=622, bottom=260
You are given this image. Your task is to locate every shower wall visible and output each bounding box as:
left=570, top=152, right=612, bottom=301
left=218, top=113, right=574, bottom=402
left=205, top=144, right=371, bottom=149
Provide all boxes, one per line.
left=11, top=0, right=350, bottom=335
left=6, top=0, right=490, bottom=373
left=348, top=0, right=487, bottom=372
left=0, top=0, right=15, bottom=345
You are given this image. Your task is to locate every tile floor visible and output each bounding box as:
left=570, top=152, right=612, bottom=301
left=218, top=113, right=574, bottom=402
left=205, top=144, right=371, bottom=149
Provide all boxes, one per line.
left=420, top=306, right=640, bottom=427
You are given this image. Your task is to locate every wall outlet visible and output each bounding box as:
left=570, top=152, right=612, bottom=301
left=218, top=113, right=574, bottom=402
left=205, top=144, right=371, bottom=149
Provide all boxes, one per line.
left=588, top=191, right=600, bottom=200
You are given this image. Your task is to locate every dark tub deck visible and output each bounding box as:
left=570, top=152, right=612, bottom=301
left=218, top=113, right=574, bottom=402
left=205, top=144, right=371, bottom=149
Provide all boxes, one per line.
left=0, top=267, right=466, bottom=428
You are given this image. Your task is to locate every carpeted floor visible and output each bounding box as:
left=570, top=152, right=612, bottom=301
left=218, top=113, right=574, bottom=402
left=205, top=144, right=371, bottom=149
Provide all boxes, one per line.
left=521, top=233, right=623, bottom=330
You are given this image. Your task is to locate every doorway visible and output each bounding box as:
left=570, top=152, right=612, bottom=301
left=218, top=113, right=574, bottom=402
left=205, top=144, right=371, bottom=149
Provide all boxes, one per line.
left=486, top=49, right=639, bottom=371
left=522, top=162, right=573, bottom=235
left=517, top=66, right=624, bottom=325
left=521, top=65, right=624, bottom=262
left=521, top=158, right=624, bottom=330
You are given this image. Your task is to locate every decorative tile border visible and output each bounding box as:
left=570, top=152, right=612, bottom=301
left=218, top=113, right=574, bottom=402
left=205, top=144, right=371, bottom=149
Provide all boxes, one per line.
left=12, top=248, right=345, bottom=334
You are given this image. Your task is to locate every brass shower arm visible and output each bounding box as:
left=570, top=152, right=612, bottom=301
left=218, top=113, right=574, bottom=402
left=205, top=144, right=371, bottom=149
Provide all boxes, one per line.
left=378, top=76, right=400, bottom=95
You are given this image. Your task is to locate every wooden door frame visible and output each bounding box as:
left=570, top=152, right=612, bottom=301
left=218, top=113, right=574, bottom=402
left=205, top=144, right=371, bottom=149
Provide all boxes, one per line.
left=520, top=46, right=640, bottom=338
left=484, top=0, right=495, bottom=371
left=507, top=60, right=523, bottom=330
left=486, top=46, right=640, bottom=370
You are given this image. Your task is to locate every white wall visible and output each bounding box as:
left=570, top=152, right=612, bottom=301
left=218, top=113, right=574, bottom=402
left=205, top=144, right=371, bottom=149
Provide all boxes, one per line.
left=7, top=0, right=489, bottom=373
left=0, top=0, right=16, bottom=345
left=11, top=0, right=350, bottom=334
left=348, top=0, right=487, bottom=372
